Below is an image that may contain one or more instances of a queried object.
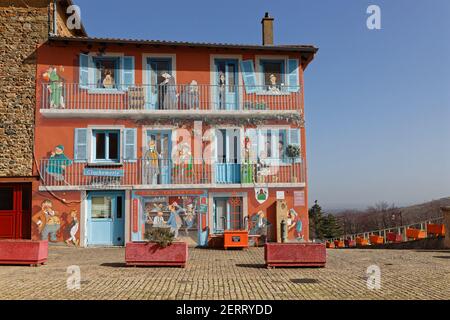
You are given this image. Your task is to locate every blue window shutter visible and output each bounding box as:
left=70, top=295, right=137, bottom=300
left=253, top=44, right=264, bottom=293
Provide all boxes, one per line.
left=74, top=128, right=88, bottom=162
left=287, top=59, right=300, bottom=92
left=240, top=60, right=258, bottom=93
left=123, top=128, right=137, bottom=161
left=121, top=56, right=135, bottom=90
left=79, top=54, right=89, bottom=88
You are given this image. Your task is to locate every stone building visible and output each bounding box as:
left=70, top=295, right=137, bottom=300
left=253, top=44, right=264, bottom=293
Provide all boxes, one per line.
left=0, top=0, right=85, bottom=239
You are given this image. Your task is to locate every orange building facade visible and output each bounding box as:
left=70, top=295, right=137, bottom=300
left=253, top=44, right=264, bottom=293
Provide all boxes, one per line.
left=32, top=20, right=317, bottom=247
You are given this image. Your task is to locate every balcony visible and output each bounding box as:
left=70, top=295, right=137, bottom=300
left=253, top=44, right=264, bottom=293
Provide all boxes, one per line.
left=38, top=158, right=306, bottom=190
left=39, top=83, right=302, bottom=119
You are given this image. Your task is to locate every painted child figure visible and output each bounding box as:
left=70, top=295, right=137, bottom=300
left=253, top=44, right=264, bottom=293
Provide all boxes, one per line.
left=65, top=210, right=79, bottom=246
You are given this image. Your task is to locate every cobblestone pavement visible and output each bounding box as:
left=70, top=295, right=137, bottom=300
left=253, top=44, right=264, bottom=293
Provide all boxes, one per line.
left=0, top=246, right=449, bottom=300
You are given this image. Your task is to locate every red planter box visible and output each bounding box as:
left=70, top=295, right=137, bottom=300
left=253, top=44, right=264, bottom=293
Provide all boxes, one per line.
left=223, top=230, right=249, bottom=250
left=386, top=232, right=403, bottom=243
left=0, top=239, right=48, bottom=266
left=427, top=224, right=445, bottom=237
left=265, top=243, right=326, bottom=268
left=334, top=240, right=345, bottom=248
left=344, top=239, right=356, bottom=248
left=125, top=242, right=188, bottom=268
left=369, top=235, right=384, bottom=245
left=356, top=237, right=369, bottom=246
left=406, top=228, right=426, bottom=240
left=326, top=241, right=335, bottom=248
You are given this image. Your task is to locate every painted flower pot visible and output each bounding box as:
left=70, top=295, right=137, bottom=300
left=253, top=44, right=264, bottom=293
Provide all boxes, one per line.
left=406, top=228, right=426, bottom=240
left=427, top=224, right=445, bottom=237
left=125, top=242, right=188, bottom=268
left=386, top=232, right=403, bottom=243
left=333, top=240, right=345, bottom=248
left=0, top=239, right=48, bottom=266
left=369, top=235, right=384, bottom=245
left=356, top=237, right=369, bottom=246
left=344, top=239, right=356, bottom=248
left=265, top=243, right=326, bottom=268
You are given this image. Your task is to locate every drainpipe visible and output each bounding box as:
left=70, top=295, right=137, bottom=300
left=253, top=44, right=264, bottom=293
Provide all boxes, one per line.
left=49, top=0, right=57, bottom=36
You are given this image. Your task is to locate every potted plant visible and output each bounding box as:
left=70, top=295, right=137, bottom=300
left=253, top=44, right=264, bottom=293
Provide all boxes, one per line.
left=286, top=145, right=301, bottom=182
left=125, top=227, right=188, bottom=268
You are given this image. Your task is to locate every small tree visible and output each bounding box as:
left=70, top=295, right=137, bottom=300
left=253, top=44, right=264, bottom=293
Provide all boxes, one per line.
left=321, top=214, right=343, bottom=239
left=144, top=227, right=175, bottom=248
left=309, top=200, right=324, bottom=240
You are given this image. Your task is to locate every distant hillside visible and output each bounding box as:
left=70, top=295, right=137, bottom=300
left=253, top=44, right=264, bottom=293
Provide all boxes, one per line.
left=333, top=197, right=450, bottom=234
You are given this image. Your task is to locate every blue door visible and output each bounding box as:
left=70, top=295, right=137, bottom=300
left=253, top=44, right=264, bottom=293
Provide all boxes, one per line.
left=87, top=191, right=125, bottom=246
left=146, top=58, right=172, bottom=110
left=215, top=129, right=241, bottom=183
left=214, top=59, right=239, bottom=110
left=145, top=130, right=172, bottom=184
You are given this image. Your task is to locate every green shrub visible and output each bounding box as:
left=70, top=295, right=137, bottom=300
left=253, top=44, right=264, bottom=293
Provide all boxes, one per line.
left=144, top=227, right=175, bottom=248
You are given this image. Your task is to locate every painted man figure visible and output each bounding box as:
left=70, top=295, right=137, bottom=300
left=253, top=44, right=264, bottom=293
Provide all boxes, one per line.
left=250, top=210, right=271, bottom=243
left=167, top=202, right=183, bottom=238
left=43, top=66, right=65, bottom=109
left=46, top=145, right=72, bottom=183
left=143, top=139, right=160, bottom=184
left=33, top=199, right=61, bottom=242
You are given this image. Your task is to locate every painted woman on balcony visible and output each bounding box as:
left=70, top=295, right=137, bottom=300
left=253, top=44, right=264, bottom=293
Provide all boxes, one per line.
left=45, top=145, right=72, bottom=184
left=143, top=139, right=160, bottom=185
left=180, top=80, right=199, bottom=110
left=218, top=71, right=226, bottom=110
left=159, top=72, right=178, bottom=110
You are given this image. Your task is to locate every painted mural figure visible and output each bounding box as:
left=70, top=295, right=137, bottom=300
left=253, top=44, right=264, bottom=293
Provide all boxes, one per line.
left=167, top=202, right=183, bottom=238
left=46, top=145, right=73, bottom=183
left=180, top=80, right=199, bottom=110
left=288, top=208, right=304, bottom=240
left=242, top=136, right=254, bottom=183
left=173, top=140, right=193, bottom=182
left=102, top=70, right=115, bottom=89
left=218, top=71, right=226, bottom=110
left=159, top=72, right=178, bottom=110
left=143, top=139, right=160, bottom=184
left=32, top=199, right=61, bottom=242
left=183, top=203, right=196, bottom=236
left=152, top=210, right=166, bottom=227
left=65, top=210, right=79, bottom=246
left=43, top=66, right=65, bottom=109
left=267, top=74, right=281, bottom=94
left=250, top=210, right=271, bottom=242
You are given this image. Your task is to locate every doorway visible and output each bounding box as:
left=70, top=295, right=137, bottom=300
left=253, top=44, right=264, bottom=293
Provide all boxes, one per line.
left=0, top=183, right=31, bottom=239
left=215, top=129, right=241, bottom=183
left=146, top=57, right=173, bottom=110
left=214, top=59, right=239, bottom=110
left=87, top=191, right=125, bottom=246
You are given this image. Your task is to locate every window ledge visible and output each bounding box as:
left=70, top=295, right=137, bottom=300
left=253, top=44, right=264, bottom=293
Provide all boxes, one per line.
left=87, top=162, right=124, bottom=167
left=86, top=88, right=127, bottom=95
left=256, top=91, right=292, bottom=96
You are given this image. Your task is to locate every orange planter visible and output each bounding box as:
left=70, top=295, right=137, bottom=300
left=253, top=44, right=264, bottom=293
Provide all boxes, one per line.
left=333, top=240, right=345, bottom=248
left=356, top=237, right=369, bottom=246
left=369, top=235, right=384, bottom=245
left=406, top=228, right=426, bottom=240
left=326, top=241, right=335, bottom=248
left=427, top=224, right=445, bottom=237
left=223, top=230, right=249, bottom=250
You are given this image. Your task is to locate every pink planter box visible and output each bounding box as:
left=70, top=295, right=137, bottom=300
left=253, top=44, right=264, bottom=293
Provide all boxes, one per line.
left=386, top=232, right=403, bottom=243
left=265, top=243, right=326, bottom=268
left=125, top=242, right=188, bottom=268
left=0, top=239, right=48, bottom=266
left=344, top=239, right=357, bottom=248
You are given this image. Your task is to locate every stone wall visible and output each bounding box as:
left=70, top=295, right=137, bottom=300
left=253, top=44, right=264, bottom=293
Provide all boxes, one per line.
left=0, top=4, right=49, bottom=177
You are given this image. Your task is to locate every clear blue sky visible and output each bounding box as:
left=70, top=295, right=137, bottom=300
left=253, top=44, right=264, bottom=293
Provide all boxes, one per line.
left=74, top=0, right=450, bottom=210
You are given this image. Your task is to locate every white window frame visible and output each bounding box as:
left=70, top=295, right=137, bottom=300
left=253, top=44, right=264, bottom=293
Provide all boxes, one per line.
left=255, top=55, right=290, bottom=95
left=87, top=52, right=125, bottom=94
left=87, top=125, right=125, bottom=166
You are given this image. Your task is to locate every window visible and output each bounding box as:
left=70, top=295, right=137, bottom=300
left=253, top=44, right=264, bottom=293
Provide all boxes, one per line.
left=0, top=187, right=14, bottom=211
left=213, top=197, right=243, bottom=233
left=92, top=130, right=120, bottom=163
left=93, top=57, right=120, bottom=89
left=245, top=128, right=300, bottom=163
left=91, top=196, right=112, bottom=219
left=260, top=59, right=285, bottom=88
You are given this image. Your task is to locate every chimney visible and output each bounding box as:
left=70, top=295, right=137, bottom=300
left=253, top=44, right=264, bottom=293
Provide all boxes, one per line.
left=261, top=12, right=274, bottom=45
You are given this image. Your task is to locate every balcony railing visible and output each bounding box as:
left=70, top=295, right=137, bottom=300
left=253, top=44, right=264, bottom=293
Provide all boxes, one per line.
left=39, top=158, right=305, bottom=188
left=40, top=83, right=301, bottom=112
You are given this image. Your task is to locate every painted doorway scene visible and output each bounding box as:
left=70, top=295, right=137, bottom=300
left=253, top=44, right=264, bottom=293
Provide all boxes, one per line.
left=146, top=58, right=176, bottom=110
left=0, top=184, right=31, bottom=240
left=215, top=129, right=241, bottom=183
left=87, top=191, right=125, bottom=246
left=213, top=196, right=243, bottom=234
left=143, top=130, right=172, bottom=185
left=138, top=193, right=208, bottom=247
left=214, top=59, right=239, bottom=110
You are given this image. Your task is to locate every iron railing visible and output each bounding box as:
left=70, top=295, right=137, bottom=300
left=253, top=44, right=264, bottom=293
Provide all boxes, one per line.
left=39, top=158, right=306, bottom=188
left=40, top=83, right=302, bottom=112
